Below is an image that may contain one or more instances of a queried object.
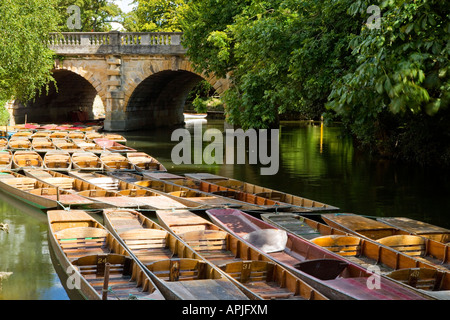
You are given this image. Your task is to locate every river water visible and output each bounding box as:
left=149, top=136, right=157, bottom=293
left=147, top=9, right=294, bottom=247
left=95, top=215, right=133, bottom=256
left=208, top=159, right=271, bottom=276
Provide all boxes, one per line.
left=0, top=119, right=449, bottom=300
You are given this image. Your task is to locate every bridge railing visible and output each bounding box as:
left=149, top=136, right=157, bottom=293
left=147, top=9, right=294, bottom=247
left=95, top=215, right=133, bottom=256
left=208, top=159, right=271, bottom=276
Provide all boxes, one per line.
left=48, top=31, right=185, bottom=55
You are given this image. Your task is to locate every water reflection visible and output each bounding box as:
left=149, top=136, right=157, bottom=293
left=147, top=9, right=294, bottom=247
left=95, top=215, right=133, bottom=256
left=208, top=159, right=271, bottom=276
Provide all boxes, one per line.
left=122, top=120, right=450, bottom=229
left=0, top=190, right=69, bottom=300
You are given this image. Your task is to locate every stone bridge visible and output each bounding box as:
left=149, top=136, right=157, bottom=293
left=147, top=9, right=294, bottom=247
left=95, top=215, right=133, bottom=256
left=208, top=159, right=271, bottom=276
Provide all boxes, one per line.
left=9, top=32, right=230, bottom=131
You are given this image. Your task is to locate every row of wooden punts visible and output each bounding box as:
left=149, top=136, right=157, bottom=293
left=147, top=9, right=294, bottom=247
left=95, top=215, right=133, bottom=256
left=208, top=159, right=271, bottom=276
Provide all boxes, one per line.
left=2, top=125, right=450, bottom=301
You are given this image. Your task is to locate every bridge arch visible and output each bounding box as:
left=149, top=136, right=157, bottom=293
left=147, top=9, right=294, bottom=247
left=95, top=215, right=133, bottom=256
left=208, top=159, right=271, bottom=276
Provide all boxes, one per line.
left=121, top=60, right=228, bottom=130
left=11, top=66, right=106, bottom=125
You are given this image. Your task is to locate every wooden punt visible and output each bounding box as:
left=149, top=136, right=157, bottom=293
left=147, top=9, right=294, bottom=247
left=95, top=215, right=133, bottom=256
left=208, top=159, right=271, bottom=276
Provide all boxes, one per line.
left=12, top=151, right=43, bottom=170
left=321, top=213, right=450, bottom=272
left=31, top=131, right=51, bottom=139
left=0, top=150, right=13, bottom=170
left=71, top=152, right=103, bottom=171
left=155, top=210, right=328, bottom=300
left=54, top=139, right=83, bottom=153
left=94, top=138, right=136, bottom=153
left=32, top=138, right=57, bottom=153
left=85, top=132, right=104, bottom=141
left=0, top=171, right=95, bottom=209
left=185, top=173, right=339, bottom=212
left=44, top=151, right=72, bottom=171
left=204, top=208, right=433, bottom=300
left=50, top=131, right=69, bottom=139
left=72, top=139, right=104, bottom=154
left=102, top=209, right=250, bottom=300
left=70, top=171, right=203, bottom=210
left=67, top=131, right=86, bottom=140
left=377, top=217, right=450, bottom=244
left=8, top=139, right=32, bottom=151
left=110, top=172, right=263, bottom=211
left=23, top=169, right=141, bottom=209
left=69, top=171, right=119, bottom=190
left=144, top=172, right=295, bottom=212
left=127, top=152, right=167, bottom=172
left=10, top=131, right=33, bottom=140
left=100, top=153, right=135, bottom=171
left=103, top=134, right=127, bottom=144
left=260, top=212, right=450, bottom=299
left=47, top=210, right=165, bottom=300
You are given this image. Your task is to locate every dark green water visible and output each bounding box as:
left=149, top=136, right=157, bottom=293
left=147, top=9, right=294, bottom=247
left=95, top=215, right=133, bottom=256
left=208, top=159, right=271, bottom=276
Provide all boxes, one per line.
left=0, top=119, right=448, bottom=300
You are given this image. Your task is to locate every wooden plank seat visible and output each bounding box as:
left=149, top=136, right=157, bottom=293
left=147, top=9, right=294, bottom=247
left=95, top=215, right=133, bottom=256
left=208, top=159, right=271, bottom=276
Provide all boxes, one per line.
left=55, top=227, right=110, bottom=260
left=72, top=253, right=157, bottom=300
left=311, top=235, right=362, bottom=257
left=219, top=261, right=305, bottom=300
left=385, top=268, right=442, bottom=291
left=119, top=229, right=175, bottom=264
left=146, top=259, right=207, bottom=282
left=44, top=177, right=75, bottom=189
left=377, top=235, right=426, bottom=257
left=2, top=178, right=38, bottom=191
left=179, top=230, right=238, bottom=265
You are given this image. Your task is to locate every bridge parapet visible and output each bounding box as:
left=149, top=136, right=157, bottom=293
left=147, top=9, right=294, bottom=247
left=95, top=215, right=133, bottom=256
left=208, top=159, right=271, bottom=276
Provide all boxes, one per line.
left=48, top=31, right=186, bottom=55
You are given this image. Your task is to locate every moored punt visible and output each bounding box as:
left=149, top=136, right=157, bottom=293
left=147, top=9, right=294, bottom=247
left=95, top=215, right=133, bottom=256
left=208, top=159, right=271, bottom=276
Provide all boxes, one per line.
left=32, top=138, right=57, bottom=153
left=70, top=171, right=202, bottom=210
left=127, top=152, right=167, bottom=172
left=54, top=139, right=83, bottom=153
left=103, top=134, right=127, bottom=144
left=31, top=131, right=51, bottom=139
left=71, top=139, right=104, bottom=154
left=0, top=150, right=12, bottom=170
left=8, top=139, right=32, bottom=151
left=71, top=152, right=103, bottom=171
left=23, top=169, right=141, bottom=209
left=204, top=209, right=434, bottom=300
left=10, top=131, right=33, bottom=140
left=185, top=173, right=339, bottom=212
left=94, top=138, right=136, bottom=153
left=377, top=217, right=450, bottom=244
left=110, top=172, right=262, bottom=211
left=260, top=212, right=450, bottom=299
left=44, top=151, right=72, bottom=171
left=49, top=131, right=68, bottom=139
left=69, top=171, right=118, bottom=190
left=85, top=132, right=104, bottom=141
left=154, top=210, right=328, bottom=300
left=12, top=151, right=43, bottom=170
left=47, top=210, right=165, bottom=300
left=321, top=213, right=450, bottom=272
left=67, top=131, right=86, bottom=140
left=0, top=171, right=95, bottom=209
left=102, top=209, right=251, bottom=300
left=100, top=153, right=135, bottom=172
left=144, top=172, right=295, bottom=212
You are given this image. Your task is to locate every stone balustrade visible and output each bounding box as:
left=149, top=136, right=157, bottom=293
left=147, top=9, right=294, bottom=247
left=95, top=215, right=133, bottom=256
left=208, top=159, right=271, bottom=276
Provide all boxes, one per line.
left=48, top=31, right=186, bottom=55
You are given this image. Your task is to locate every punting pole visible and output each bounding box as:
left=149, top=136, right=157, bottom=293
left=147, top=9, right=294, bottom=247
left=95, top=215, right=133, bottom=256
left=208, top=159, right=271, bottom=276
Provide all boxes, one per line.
left=102, top=263, right=111, bottom=300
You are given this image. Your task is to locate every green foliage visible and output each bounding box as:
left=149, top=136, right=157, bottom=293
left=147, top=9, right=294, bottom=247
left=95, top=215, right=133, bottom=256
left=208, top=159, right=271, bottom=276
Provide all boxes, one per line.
left=180, top=0, right=449, bottom=164
left=326, top=0, right=449, bottom=163
left=180, top=0, right=362, bottom=129
left=0, top=99, right=9, bottom=126
left=0, top=0, right=59, bottom=103
left=123, top=0, right=186, bottom=32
